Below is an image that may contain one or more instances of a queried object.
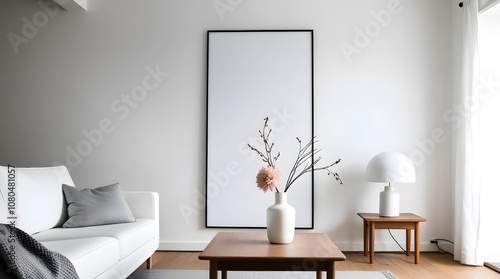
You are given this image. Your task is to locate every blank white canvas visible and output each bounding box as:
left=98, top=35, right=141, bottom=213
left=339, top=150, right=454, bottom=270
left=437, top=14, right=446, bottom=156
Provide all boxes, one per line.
left=206, top=30, right=314, bottom=228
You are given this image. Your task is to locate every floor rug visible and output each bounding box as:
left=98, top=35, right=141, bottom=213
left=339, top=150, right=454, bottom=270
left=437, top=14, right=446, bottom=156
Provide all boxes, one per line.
left=128, top=269, right=398, bottom=279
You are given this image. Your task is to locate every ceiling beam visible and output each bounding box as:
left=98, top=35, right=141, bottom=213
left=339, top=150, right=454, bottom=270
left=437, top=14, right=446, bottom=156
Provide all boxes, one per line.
left=53, top=0, right=87, bottom=11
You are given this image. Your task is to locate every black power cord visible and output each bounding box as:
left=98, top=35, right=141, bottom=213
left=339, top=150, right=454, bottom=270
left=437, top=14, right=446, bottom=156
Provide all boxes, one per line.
left=388, top=229, right=406, bottom=253
left=431, top=239, right=454, bottom=255
left=388, top=231, right=455, bottom=256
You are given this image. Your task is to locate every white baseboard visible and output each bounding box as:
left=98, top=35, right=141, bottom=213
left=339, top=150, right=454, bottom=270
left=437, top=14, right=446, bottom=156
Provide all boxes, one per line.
left=336, top=242, right=444, bottom=252
left=159, top=241, right=208, bottom=251
left=158, top=241, right=446, bottom=252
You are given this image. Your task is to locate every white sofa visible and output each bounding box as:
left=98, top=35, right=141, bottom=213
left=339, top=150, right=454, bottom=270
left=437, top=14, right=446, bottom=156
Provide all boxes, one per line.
left=0, top=166, right=159, bottom=279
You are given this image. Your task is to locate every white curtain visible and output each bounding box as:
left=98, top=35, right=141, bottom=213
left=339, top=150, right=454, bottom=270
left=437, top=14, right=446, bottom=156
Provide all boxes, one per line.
left=476, top=7, right=500, bottom=263
left=454, top=0, right=482, bottom=266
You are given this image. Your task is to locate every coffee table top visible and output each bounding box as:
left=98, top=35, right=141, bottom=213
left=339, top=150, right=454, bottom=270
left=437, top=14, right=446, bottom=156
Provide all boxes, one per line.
left=199, top=232, right=345, bottom=261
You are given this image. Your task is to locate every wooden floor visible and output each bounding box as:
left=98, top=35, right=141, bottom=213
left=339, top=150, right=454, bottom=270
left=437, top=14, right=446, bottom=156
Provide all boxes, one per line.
left=141, top=251, right=500, bottom=279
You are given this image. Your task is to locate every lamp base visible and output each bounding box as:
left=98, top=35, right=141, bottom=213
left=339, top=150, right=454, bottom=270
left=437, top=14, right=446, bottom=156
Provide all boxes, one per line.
left=379, top=185, right=399, bottom=217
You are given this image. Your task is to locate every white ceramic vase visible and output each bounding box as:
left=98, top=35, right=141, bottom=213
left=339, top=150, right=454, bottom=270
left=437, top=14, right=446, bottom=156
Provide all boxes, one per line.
left=266, top=192, right=295, bottom=244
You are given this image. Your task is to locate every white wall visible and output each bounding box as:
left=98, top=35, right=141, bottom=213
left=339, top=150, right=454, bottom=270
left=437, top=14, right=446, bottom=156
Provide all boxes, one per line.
left=0, top=0, right=453, bottom=251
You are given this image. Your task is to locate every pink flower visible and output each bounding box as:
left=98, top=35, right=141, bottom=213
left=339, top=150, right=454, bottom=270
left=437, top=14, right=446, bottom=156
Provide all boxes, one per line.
left=256, top=167, right=281, bottom=193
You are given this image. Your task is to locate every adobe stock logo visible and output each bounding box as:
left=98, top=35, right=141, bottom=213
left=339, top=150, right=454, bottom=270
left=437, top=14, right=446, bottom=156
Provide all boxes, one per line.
left=178, top=107, right=297, bottom=224
left=407, top=75, right=500, bottom=167
left=212, top=0, right=243, bottom=21
left=6, top=0, right=65, bottom=54
left=52, top=65, right=169, bottom=172
left=339, top=0, right=404, bottom=63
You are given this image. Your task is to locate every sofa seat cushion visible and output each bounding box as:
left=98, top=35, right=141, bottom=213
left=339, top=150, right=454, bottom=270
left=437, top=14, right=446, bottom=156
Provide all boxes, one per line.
left=33, top=219, right=156, bottom=259
left=41, top=237, right=119, bottom=279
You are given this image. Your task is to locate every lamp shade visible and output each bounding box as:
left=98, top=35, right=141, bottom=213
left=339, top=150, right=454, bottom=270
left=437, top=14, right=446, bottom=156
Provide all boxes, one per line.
left=366, top=151, right=416, bottom=183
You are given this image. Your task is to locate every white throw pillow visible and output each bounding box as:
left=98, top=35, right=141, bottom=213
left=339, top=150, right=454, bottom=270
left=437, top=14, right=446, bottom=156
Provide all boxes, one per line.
left=0, top=165, right=74, bottom=235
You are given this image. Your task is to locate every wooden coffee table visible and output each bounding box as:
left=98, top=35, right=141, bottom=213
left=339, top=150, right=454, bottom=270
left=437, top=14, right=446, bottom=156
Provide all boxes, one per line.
left=199, top=232, right=346, bottom=279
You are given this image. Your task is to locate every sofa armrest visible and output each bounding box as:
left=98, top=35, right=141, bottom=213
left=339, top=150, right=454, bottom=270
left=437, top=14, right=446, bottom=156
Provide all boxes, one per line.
left=122, top=191, right=159, bottom=221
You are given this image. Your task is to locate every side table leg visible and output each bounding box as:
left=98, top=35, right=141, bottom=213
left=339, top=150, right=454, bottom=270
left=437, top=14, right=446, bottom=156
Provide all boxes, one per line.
left=316, top=270, right=322, bottom=279
left=363, top=220, right=368, bottom=257
left=406, top=229, right=411, bottom=256
left=415, top=222, right=421, bottom=264
left=370, top=223, right=375, bottom=264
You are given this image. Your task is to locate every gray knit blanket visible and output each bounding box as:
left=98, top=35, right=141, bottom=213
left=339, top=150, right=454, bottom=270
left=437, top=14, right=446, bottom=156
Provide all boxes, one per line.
left=0, top=224, right=79, bottom=279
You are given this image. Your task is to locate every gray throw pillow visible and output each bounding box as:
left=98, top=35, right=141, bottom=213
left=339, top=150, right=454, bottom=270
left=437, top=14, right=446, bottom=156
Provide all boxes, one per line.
left=62, top=183, right=135, bottom=228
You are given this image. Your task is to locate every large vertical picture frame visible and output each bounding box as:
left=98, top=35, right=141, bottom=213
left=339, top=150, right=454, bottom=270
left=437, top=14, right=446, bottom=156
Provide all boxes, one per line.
left=206, top=30, right=314, bottom=228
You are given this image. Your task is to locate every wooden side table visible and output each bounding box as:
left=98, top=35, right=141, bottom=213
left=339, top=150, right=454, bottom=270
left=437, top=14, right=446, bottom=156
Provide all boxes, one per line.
left=357, top=213, right=427, bottom=264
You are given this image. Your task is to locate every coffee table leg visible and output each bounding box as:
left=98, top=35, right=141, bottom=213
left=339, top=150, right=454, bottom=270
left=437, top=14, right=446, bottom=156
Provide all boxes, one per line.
left=209, top=261, right=218, bottom=279
left=316, top=270, right=322, bottom=279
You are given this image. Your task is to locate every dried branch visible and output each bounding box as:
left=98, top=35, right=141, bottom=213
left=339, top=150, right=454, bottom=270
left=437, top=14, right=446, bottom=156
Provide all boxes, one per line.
left=249, top=117, right=343, bottom=193
left=248, top=117, right=279, bottom=168
left=283, top=137, right=343, bottom=192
